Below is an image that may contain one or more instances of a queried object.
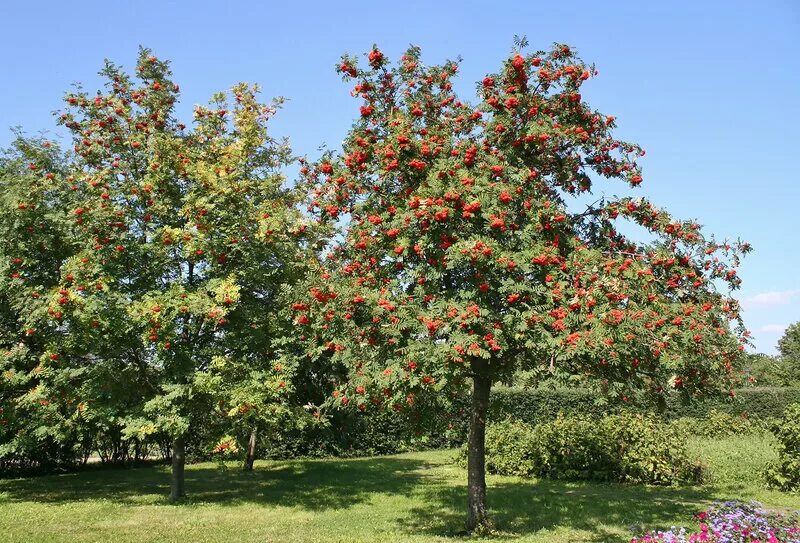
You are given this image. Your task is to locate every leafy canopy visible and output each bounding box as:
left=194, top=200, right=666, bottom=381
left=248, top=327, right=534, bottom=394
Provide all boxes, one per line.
left=297, top=42, right=750, bottom=409
left=1, top=48, right=315, bottom=455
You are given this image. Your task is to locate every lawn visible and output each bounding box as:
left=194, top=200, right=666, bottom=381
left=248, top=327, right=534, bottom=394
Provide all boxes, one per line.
left=0, top=435, right=797, bottom=543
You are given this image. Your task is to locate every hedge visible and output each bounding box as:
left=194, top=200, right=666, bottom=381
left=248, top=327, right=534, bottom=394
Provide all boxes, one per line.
left=261, top=386, right=798, bottom=460
left=264, top=402, right=462, bottom=459
left=487, top=386, right=800, bottom=425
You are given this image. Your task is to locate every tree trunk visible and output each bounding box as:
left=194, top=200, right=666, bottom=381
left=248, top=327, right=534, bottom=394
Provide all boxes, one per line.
left=244, top=427, right=257, bottom=471
left=170, top=435, right=186, bottom=501
left=466, top=360, right=492, bottom=533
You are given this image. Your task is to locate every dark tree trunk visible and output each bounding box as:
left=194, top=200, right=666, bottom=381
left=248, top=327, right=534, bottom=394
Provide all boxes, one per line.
left=170, top=435, right=185, bottom=501
left=244, top=427, right=257, bottom=471
left=466, top=359, right=493, bottom=533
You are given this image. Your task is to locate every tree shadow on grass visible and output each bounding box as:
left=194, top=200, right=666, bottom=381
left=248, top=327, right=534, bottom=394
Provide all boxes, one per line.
left=1, top=454, right=725, bottom=541
left=399, top=477, right=714, bottom=542
left=0, top=456, right=429, bottom=511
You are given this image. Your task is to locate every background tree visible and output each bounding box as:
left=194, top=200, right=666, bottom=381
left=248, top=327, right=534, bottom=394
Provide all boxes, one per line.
left=776, top=322, right=800, bottom=386
left=0, top=49, right=314, bottom=497
left=779, top=323, right=800, bottom=363
left=299, top=41, right=749, bottom=531
left=738, top=352, right=782, bottom=387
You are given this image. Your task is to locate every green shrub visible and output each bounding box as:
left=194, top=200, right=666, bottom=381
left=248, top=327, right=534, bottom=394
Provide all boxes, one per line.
left=265, top=407, right=459, bottom=460
left=528, top=415, right=616, bottom=481
left=477, top=413, right=703, bottom=485
left=765, top=402, right=800, bottom=490
left=663, top=387, right=800, bottom=420
left=483, top=419, right=538, bottom=477
left=603, top=414, right=703, bottom=485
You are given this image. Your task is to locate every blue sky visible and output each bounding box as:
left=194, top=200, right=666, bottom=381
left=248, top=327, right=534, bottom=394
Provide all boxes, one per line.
left=1, top=0, right=797, bottom=353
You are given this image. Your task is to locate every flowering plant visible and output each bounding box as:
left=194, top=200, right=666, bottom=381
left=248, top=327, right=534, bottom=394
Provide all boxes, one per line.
left=631, top=501, right=800, bottom=543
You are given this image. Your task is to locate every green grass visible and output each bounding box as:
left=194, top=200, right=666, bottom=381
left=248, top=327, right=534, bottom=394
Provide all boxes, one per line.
left=686, top=432, right=780, bottom=491
left=0, top=435, right=798, bottom=543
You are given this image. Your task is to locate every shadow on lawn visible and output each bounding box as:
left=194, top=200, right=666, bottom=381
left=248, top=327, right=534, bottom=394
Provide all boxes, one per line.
left=401, top=478, right=713, bottom=542
left=1, top=454, right=717, bottom=541
left=0, top=456, right=430, bottom=510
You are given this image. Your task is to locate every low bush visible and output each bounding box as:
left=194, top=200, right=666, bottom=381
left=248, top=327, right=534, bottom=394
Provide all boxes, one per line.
left=765, top=402, right=800, bottom=491
left=527, top=415, right=617, bottom=481
left=603, top=414, right=704, bottom=485
left=475, top=413, right=703, bottom=485
left=483, top=419, right=538, bottom=477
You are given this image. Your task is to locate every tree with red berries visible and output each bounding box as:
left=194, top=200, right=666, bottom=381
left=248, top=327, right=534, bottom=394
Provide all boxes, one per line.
left=299, top=41, right=750, bottom=531
left=0, top=134, right=96, bottom=469
left=0, top=49, right=315, bottom=497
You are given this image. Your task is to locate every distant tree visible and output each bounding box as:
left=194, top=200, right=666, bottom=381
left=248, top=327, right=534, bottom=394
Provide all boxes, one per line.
left=300, top=42, right=750, bottom=531
left=776, top=322, right=800, bottom=386
left=739, top=352, right=781, bottom=386
left=779, top=323, right=800, bottom=363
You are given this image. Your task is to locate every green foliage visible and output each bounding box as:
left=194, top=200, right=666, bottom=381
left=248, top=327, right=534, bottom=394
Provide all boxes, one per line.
left=483, top=419, right=539, bottom=477
left=601, top=414, right=704, bottom=485
left=776, top=323, right=800, bottom=386
left=487, top=386, right=616, bottom=424
left=485, top=385, right=800, bottom=426
left=0, top=49, right=318, bottom=476
left=663, top=386, right=800, bottom=420
left=765, top=402, right=800, bottom=491
left=527, top=415, right=616, bottom=481
left=208, top=385, right=797, bottom=461
left=266, top=408, right=455, bottom=459
left=257, top=385, right=792, bottom=462
left=740, top=352, right=781, bottom=385
left=474, top=413, right=703, bottom=485
left=779, top=323, right=800, bottom=362
left=741, top=351, right=800, bottom=387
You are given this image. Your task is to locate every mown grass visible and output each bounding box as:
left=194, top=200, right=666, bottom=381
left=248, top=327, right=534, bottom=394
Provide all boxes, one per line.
left=0, top=434, right=798, bottom=543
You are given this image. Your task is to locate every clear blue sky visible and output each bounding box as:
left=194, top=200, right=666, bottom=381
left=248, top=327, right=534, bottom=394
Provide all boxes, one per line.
left=1, top=0, right=798, bottom=354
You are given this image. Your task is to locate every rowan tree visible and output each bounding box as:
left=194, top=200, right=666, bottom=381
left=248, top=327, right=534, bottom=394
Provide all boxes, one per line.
left=0, top=134, right=97, bottom=468
left=298, top=41, right=750, bottom=531
left=0, top=49, right=314, bottom=496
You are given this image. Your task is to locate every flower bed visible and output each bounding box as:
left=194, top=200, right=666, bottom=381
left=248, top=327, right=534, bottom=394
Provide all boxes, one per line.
left=631, top=501, right=800, bottom=543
